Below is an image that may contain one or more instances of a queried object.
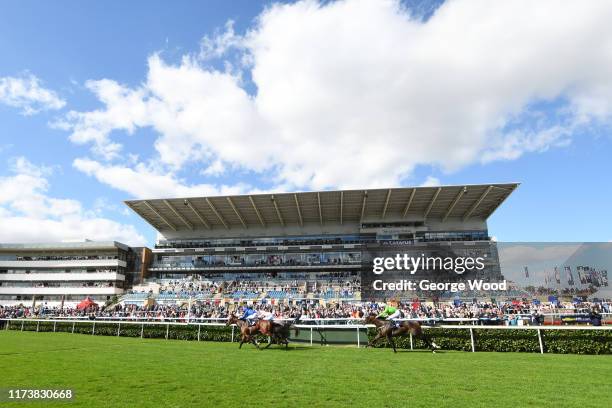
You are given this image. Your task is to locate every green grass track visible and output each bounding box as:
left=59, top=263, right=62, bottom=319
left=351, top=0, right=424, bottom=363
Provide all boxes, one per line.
left=1, top=331, right=610, bottom=408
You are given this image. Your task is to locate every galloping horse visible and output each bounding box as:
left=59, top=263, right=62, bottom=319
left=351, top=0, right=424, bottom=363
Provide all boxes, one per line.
left=226, top=314, right=261, bottom=349
left=257, top=316, right=301, bottom=349
left=364, top=314, right=440, bottom=353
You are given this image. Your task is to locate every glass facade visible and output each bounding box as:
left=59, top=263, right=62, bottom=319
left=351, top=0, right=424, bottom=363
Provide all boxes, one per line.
left=152, top=251, right=362, bottom=269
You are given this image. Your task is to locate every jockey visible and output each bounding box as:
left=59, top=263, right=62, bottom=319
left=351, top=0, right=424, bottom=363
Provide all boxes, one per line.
left=257, top=308, right=275, bottom=322
left=241, top=305, right=258, bottom=326
left=377, top=300, right=402, bottom=327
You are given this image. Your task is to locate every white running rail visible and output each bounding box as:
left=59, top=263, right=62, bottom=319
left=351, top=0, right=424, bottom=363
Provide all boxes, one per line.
left=2, top=318, right=610, bottom=354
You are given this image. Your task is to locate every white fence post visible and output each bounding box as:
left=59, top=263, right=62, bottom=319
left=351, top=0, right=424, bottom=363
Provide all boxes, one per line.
left=231, top=325, right=235, bottom=342
left=36, top=321, right=39, bottom=332
left=198, top=325, right=201, bottom=342
left=310, top=327, right=313, bottom=346
left=356, top=328, right=360, bottom=348
left=117, top=322, right=121, bottom=337
left=410, top=332, right=413, bottom=350
left=72, top=321, right=75, bottom=334
left=165, top=323, right=169, bottom=340
left=537, top=329, right=544, bottom=354
left=6, top=320, right=9, bottom=331
left=469, top=327, right=475, bottom=352
left=21, top=321, right=24, bottom=331
left=140, top=323, right=144, bottom=339
left=92, top=321, right=96, bottom=335
left=53, top=321, right=56, bottom=332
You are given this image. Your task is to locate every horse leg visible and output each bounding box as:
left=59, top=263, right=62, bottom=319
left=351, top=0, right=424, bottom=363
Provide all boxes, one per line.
left=417, top=331, right=439, bottom=352
left=277, top=334, right=289, bottom=349
left=264, top=335, right=273, bottom=349
left=251, top=336, right=261, bottom=350
left=367, top=331, right=385, bottom=348
left=276, top=335, right=287, bottom=348
left=430, top=337, right=440, bottom=352
left=387, top=334, right=397, bottom=353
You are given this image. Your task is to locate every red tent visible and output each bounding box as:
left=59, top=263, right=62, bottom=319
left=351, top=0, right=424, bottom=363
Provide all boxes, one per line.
left=76, top=297, right=98, bottom=310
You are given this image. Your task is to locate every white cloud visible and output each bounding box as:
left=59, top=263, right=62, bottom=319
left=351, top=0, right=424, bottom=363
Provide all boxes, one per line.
left=51, top=78, right=142, bottom=159
left=480, top=126, right=573, bottom=163
left=60, top=0, right=612, bottom=191
left=0, top=74, right=65, bottom=115
left=201, top=159, right=226, bottom=177
left=92, top=197, right=130, bottom=217
left=0, top=157, right=145, bottom=245
left=199, top=20, right=244, bottom=61
left=420, top=176, right=440, bottom=187
left=73, top=158, right=250, bottom=199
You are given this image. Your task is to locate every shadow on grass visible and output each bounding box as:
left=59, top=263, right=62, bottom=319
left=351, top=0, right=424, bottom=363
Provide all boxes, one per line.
left=364, top=347, right=444, bottom=354
left=258, top=345, right=314, bottom=352
left=227, top=343, right=315, bottom=352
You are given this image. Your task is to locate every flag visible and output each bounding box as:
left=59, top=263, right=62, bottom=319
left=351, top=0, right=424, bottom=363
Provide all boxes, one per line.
left=586, top=267, right=593, bottom=284
left=524, top=266, right=529, bottom=278
left=554, top=266, right=560, bottom=284
left=593, top=270, right=601, bottom=287
left=577, top=266, right=585, bottom=284
left=565, top=266, right=574, bottom=286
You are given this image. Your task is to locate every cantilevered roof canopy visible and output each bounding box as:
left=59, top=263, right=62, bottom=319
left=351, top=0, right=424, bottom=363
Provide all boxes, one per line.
left=124, top=183, right=519, bottom=233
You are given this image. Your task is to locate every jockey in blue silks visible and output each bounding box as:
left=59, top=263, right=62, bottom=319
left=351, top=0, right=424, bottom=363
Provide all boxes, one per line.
left=241, top=306, right=258, bottom=326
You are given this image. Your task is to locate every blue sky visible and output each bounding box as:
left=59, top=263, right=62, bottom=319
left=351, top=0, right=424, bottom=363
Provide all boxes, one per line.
left=1, top=0, right=611, bottom=246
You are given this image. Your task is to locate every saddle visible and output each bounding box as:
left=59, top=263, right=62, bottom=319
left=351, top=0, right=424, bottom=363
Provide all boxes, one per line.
left=241, top=318, right=257, bottom=327
left=387, top=320, right=400, bottom=329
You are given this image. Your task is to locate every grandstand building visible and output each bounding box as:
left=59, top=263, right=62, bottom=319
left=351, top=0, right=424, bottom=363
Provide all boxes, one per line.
left=124, top=184, right=518, bottom=303
left=0, top=241, right=147, bottom=307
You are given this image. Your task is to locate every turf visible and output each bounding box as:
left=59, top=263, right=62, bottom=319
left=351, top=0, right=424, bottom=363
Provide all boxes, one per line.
left=1, top=331, right=610, bottom=408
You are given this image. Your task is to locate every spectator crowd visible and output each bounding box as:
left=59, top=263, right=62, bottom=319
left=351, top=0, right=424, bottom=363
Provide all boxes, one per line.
left=1, top=299, right=608, bottom=326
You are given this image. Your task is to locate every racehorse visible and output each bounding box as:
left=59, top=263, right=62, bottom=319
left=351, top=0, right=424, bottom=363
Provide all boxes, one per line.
left=256, top=315, right=301, bottom=349
left=364, top=314, right=440, bottom=353
left=226, top=314, right=261, bottom=349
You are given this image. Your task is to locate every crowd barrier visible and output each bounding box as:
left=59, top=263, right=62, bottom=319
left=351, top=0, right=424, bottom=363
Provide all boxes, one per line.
left=0, top=316, right=470, bottom=324
left=2, top=317, right=611, bottom=354
left=1, top=314, right=609, bottom=325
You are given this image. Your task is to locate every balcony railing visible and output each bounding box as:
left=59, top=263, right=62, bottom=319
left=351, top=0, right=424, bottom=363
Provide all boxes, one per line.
left=149, top=263, right=358, bottom=271
left=0, top=272, right=125, bottom=282
left=0, top=287, right=124, bottom=295
left=0, top=259, right=127, bottom=269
